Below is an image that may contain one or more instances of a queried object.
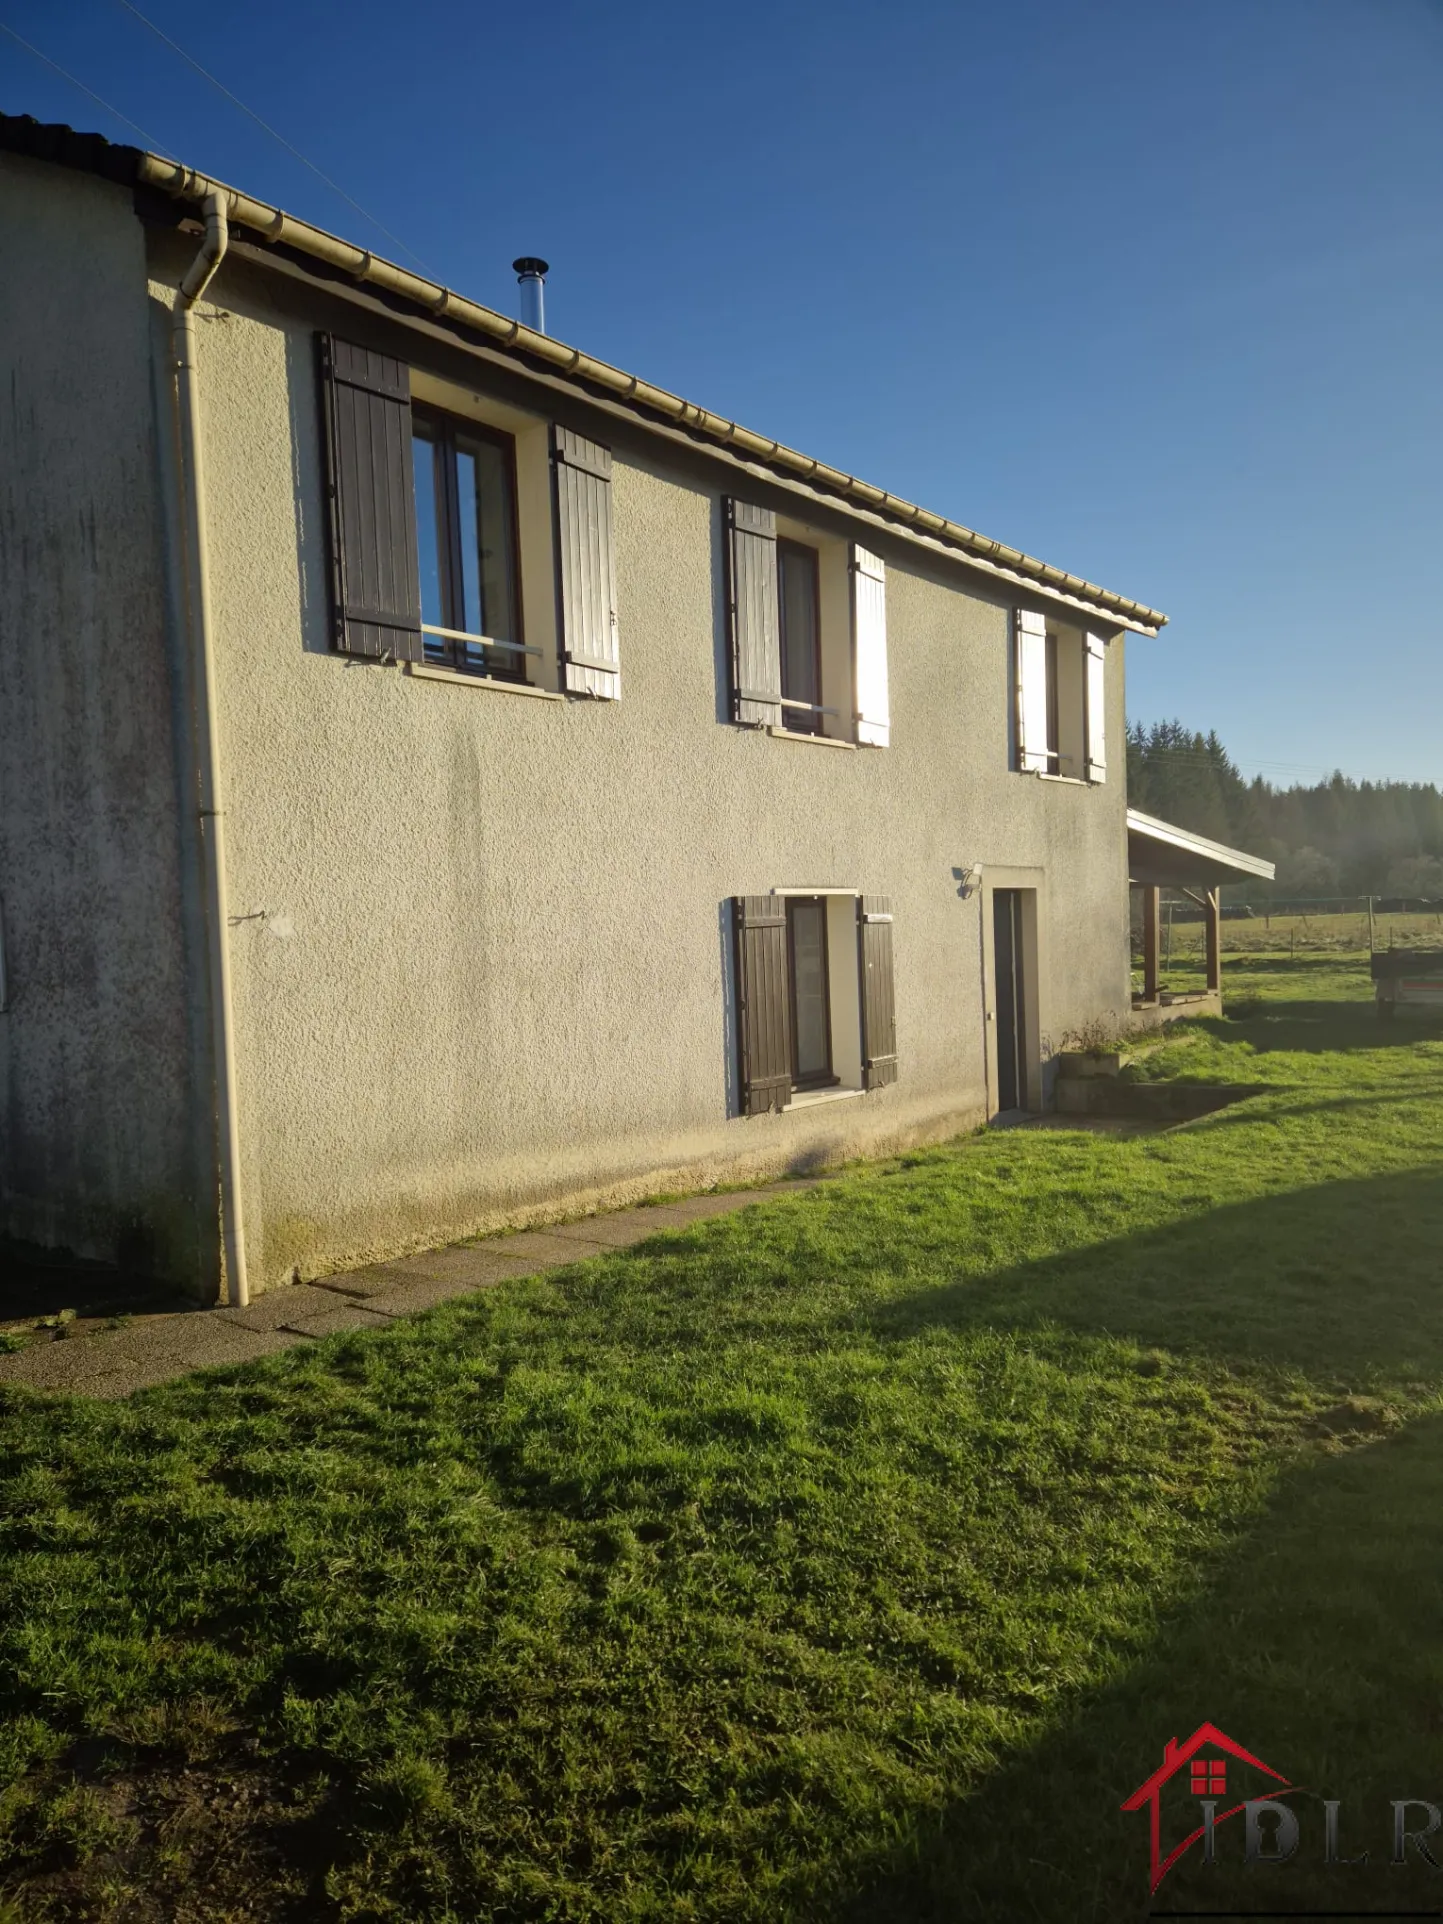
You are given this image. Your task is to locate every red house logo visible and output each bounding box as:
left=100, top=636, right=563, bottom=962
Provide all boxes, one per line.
left=1121, top=1722, right=1293, bottom=1893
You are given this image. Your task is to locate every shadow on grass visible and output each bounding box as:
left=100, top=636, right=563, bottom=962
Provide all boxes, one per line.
left=1195, top=1004, right=1438, bottom=1056
left=839, top=1409, right=1443, bottom=1923
left=1190, top=953, right=1443, bottom=1053
left=872, top=1165, right=1443, bottom=1382
left=1170, top=1082, right=1443, bottom=1132
left=1210, top=1011, right=1436, bottom=1055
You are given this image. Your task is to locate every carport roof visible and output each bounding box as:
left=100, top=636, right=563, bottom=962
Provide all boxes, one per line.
left=1127, top=809, right=1277, bottom=890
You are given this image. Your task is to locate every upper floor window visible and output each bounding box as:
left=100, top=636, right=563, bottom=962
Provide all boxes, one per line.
left=412, top=409, right=525, bottom=681
left=725, top=499, right=889, bottom=746
left=1014, top=609, right=1107, bottom=782
left=317, top=334, right=621, bottom=701
left=778, top=540, right=825, bottom=736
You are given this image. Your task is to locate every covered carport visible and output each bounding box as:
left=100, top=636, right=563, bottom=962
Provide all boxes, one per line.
left=1128, top=808, right=1277, bottom=1016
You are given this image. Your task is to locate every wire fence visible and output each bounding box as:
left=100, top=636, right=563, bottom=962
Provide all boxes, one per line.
left=1130, top=904, right=1443, bottom=985
left=1164, top=894, right=1443, bottom=922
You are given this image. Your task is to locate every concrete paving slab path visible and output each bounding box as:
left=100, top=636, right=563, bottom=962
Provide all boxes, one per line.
left=546, top=1212, right=664, bottom=1247
left=361, top=1244, right=545, bottom=1292
left=214, top=1284, right=352, bottom=1332
left=0, top=1179, right=822, bottom=1399
left=352, top=1273, right=491, bottom=1319
left=278, top=1304, right=393, bottom=1339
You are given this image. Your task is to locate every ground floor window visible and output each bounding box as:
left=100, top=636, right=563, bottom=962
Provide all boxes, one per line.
left=787, top=897, right=836, bottom=1089
left=732, top=893, right=897, bottom=1115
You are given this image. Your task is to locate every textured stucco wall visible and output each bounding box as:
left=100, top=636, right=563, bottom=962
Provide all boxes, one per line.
left=0, top=159, right=205, bottom=1286
left=170, top=248, right=1135, bottom=1293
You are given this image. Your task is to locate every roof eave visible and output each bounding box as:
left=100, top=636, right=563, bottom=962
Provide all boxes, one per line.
left=0, top=113, right=1168, bottom=634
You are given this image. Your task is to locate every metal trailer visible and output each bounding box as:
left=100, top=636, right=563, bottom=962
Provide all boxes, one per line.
left=1371, top=949, right=1443, bottom=1020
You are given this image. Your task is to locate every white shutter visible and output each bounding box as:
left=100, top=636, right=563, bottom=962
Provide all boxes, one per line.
left=726, top=500, right=782, bottom=726
left=851, top=544, right=889, bottom=747
left=553, top=427, right=620, bottom=699
left=1015, top=609, right=1049, bottom=772
left=1085, top=633, right=1107, bottom=782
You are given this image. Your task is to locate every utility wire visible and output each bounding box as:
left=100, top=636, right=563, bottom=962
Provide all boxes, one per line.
left=1125, top=742, right=1382, bottom=780
left=0, top=20, right=172, bottom=153
left=113, top=0, right=430, bottom=273
left=1134, top=755, right=1346, bottom=777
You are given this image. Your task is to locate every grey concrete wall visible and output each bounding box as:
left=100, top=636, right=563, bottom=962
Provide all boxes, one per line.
left=0, top=158, right=207, bottom=1288
left=171, top=250, right=1135, bottom=1293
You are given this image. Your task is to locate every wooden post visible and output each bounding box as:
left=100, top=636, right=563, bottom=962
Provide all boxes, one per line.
left=1367, top=895, right=1376, bottom=956
left=1205, top=888, right=1222, bottom=993
left=1143, top=886, right=1160, bottom=1002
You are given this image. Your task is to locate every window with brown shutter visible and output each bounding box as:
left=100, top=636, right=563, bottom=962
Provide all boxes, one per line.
left=317, top=335, right=424, bottom=662
left=733, top=893, right=898, bottom=1113
left=733, top=895, right=791, bottom=1114
left=857, top=896, right=899, bottom=1090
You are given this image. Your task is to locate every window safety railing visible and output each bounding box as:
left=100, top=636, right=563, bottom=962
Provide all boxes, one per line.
left=777, top=697, right=839, bottom=719
left=421, top=623, right=543, bottom=671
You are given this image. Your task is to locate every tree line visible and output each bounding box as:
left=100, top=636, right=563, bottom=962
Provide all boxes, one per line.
left=1126, top=721, right=1443, bottom=899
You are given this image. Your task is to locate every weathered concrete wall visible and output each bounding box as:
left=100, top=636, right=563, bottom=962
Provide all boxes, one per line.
left=170, top=250, right=1135, bottom=1293
left=0, top=158, right=207, bottom=1290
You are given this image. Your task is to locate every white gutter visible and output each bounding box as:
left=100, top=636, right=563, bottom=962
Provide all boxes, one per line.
left=173, top=191, right=249, bottom=1308
left=135, top=153, right=1166, bottom=638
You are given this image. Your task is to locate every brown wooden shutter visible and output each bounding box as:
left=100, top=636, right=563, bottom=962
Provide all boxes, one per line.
left=317, top=334, right=423, bottom=661
left=733, top=895, right=791, bottom=1114
left=857, top=896, right=898, bottom=1090
left=553, top=426, right=620, bottom=698
left=725, top=499, right=782, bottom=726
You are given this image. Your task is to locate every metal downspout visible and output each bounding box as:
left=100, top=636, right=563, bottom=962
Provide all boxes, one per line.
left=173, top=192, right=249, bottom=1308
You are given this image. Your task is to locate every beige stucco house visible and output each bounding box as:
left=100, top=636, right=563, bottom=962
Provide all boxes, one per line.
left=0, top=115, right=1168, bottom=1305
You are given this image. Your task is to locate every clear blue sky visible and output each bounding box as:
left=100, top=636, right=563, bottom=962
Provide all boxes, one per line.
left=6, top=0, right=1441, bottom=786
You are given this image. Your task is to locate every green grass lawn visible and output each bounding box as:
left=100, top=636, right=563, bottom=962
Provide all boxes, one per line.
left=4, top=956, right=1443, bottom=1921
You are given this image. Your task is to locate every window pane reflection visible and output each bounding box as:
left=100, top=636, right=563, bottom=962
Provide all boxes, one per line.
left=790, top=899, right=831, bottom=1084
left=411, top=427, right=444, bottom=633
left=779, top=541, right=821, bottom=734
left=410, top=411, right=522, bottom=681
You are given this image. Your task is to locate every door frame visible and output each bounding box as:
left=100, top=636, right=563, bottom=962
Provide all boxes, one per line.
left=980, top=866, right=1047, bottom=1115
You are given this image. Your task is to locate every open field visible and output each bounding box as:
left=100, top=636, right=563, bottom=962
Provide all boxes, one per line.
left=3, top=956, right=1443, bottom=1919
left=1133, top=907, right=1443, bottom=999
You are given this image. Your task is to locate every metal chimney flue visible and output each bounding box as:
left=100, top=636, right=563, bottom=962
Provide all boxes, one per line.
left=513, top=256, right=549, bottom=335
